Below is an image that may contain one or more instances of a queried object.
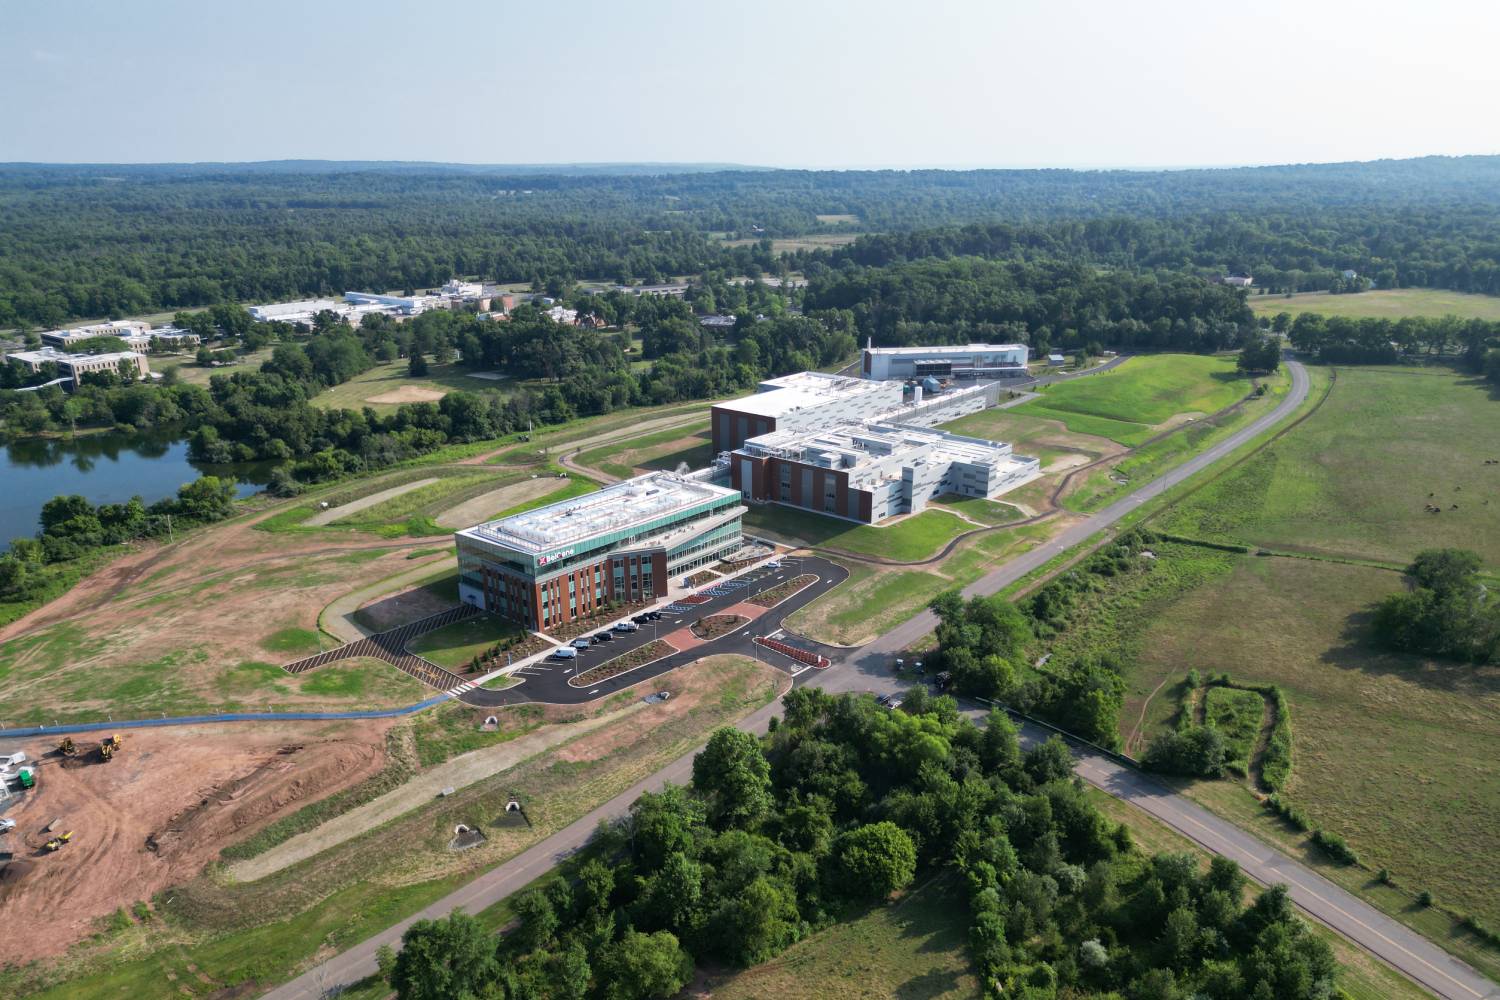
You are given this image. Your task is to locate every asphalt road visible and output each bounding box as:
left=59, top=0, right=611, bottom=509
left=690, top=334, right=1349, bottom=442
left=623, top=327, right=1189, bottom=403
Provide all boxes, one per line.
left=263, top=358, right=1500, bottom=1000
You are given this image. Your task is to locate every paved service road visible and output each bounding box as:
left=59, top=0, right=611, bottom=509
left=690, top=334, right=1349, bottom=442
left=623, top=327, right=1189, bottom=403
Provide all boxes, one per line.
left=263, top=358, right=1499, bottom=1000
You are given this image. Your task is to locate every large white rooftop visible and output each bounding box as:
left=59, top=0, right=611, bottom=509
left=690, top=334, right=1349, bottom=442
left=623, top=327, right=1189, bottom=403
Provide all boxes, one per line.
left=740, top=421, right=1026, bottom=487
left=863, top=343, right=1027, bottom=357
left=723, top=371, right=894, bottom=419
left=463, top=473, right=740, bottom=553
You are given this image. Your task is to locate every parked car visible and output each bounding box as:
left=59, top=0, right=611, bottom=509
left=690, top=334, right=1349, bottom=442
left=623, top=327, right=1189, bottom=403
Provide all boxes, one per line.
left=592, top=631, right=614, bottom=643
left=570, top=638, right=592, bottom=650
left=613, top=621, right=640, bottom=633
left=934, top=671, right=953, bottom=692
left=551, top=647, right=578, bottom=660
left=631, top=614, right=650, bottom=625
left=0, top=818, right=15, bottom=834
left=644, top=611, right=663, bottom=621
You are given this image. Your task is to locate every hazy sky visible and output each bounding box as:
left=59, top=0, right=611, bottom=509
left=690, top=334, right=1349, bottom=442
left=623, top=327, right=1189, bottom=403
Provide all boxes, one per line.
left=7, top=0, right=1500, bottom=168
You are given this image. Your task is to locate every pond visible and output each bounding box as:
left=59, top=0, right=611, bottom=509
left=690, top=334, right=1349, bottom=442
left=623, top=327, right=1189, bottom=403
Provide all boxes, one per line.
left=1, top=429, right=271, bottom=549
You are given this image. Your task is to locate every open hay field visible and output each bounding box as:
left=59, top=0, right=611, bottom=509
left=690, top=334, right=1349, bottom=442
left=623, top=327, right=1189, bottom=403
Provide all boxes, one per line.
left=1249, top=287, right=1500, bottom=321
left=1131, top=554, right=1500, bottom=929
left=1160, top=366, right=1500, bottom=566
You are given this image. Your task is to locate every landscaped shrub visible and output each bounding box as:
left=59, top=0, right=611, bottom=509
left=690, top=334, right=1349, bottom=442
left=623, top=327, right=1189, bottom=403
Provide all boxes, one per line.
left=1311, top=829, right=1359, bottom=866
left=1260, top=688, right=1293, bottom=791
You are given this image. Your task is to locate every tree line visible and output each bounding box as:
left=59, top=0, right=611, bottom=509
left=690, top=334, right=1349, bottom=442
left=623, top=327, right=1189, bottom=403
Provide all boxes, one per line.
left=385, top=690, right=1341, bottom=1000
left=9, top=156, right=1500, bottom=327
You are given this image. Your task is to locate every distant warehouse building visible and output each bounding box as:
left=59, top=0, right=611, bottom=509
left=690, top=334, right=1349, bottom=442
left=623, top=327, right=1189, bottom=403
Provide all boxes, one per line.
left=454, top=473, right=745, bottom=632
left=862, top=343, right=1029, bottom=381
left=710, top=371, right=902, bottom=454
left=730, top=422, right=1039, bottom=523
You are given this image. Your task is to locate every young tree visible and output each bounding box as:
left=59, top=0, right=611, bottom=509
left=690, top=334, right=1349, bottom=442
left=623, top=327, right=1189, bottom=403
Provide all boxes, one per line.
left=692, top=728, right=773, bottom=829
left=831, top=821, right=917, bottom=900
left=408, top=351, right=430, bottom=377
left=593, top=930, right=692, bottom=1000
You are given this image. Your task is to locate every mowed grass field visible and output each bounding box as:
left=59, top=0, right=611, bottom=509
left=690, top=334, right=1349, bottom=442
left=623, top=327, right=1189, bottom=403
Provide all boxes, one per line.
left=1249, top=287, right=1500, bottom=321
left=1131, top=553, right=1500, bottom=947
left=310, top=359, right=520, bottom=413
left=1161, top=366, right=1500, bottom=566
left=573, top=420, right=713, bottom=480
left=1011, top=354, right=1250, bottom=446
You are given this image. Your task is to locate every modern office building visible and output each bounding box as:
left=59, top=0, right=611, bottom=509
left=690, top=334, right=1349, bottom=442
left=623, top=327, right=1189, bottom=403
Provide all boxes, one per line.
left=454, top=473, right=745, bottom=632
left=730, top=421, right=1039, bottom=523
left=861, top=343, right=1029, bottom=381
left=40, top=321, right=199, bottom=351
left=710, top=371, right=903, bottom=454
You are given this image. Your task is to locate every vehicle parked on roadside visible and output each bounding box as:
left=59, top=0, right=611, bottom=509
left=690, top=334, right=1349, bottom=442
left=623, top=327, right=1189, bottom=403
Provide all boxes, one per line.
left=551, top=646, right=578, bottom=660
left=631, top=614, right=650, bottom=625
left=570, top=638, right=592, bottom=650
left=592, top=631, right=614, bottom=643
left=613, top=621, right=639, bottom=633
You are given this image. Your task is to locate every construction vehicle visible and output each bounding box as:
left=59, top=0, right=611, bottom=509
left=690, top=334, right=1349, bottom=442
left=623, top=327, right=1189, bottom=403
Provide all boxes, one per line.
left=43, top=831, right=73, bottom=852
left=98, top=734, right=122, bottom=762
left=58, top=737, right=77, bottom=758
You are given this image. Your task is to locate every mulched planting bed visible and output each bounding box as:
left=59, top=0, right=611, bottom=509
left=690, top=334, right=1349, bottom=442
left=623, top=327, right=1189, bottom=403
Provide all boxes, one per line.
left=746, top=574, right=817, bottom=608
left=684, top=569, right=721, bottom=587
left=569, top=639, right=676, bottom=687
left=547, top=601, right=653, bottom=641
left=689, top=614, right=749, bottom=641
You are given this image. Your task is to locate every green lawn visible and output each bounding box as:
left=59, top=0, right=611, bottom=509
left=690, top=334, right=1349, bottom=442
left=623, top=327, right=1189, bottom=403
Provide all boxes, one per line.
left=706, top=875, right=978, bottom=1000
left=1012, top=353, right=1250, bottom=444
left=930, top=495, right=1025, bottom=526
left=745, top=505, right=972, bottom=562
left=1249, top=287, right=1500, bottom=322
left=1160, top=366, right=1500, bottom=567
left=407, top=614, right=527, bottom=671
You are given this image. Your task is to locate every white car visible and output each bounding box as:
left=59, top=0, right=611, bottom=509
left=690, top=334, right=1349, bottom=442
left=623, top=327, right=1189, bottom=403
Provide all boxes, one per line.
left=613, top=621, right=639, bottom=633
left=551, top=646, right=578, bottom=660
left=0, top=818, right=15, bottom=834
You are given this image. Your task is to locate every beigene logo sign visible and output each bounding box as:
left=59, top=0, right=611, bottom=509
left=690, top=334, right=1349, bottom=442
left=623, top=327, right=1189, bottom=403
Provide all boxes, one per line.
left=536, top=547, right=575, bottom=567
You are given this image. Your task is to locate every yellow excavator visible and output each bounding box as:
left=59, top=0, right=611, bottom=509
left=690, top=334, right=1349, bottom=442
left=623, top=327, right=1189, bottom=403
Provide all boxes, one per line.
left=98, top=734, right=122, bottom=762
left=44, top=831, right=73, bottom=852
left=58, top=737, right=77, bottom=758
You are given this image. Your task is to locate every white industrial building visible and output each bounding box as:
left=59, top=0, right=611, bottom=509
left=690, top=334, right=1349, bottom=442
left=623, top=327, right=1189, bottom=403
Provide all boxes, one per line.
left=343, top=291, right=439, bottom=315
left=861, top=343, right=1029, bottom=381
left=711, top=371, right=903, bottom=453
left=730, top=421, right=1039, bottom=523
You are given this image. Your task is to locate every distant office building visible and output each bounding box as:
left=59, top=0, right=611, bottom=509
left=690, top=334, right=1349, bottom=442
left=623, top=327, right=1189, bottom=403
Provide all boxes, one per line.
left=343, top=291, right=436, bottom=316
left=41, top=321, right=152, bottom=352
left=441, top=279, right=485, bottom=300
left=6, top=347, right=151, bottom=383
left=454, top=473, right=745, bottom=632
left=730, top=421, right=1039, bottom=523
left=699, top=314, right=737, bottom=329
left=710, top=371, right=903, bottom=454
left=617, top=283, right=689, bottom=297
left=248, top=298, right=352, bottom=324
left=861, top=343, right=1029, bottom=381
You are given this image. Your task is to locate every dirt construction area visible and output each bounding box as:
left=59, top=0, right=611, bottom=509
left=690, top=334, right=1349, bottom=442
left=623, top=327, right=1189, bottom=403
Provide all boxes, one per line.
left=363, top=386, right=447, bottom=405
left=0, top=721, right=391, bottom=958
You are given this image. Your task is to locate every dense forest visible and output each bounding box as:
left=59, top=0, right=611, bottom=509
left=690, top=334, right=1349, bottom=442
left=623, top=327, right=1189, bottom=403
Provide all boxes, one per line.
left=6, top=156, right=1500, bottom=326
left=384, top=691, right=1341, bottom=1000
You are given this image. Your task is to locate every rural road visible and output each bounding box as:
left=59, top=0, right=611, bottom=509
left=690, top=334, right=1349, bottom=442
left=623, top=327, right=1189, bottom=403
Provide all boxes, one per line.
left=261, top=358, right=1497, bottom=1000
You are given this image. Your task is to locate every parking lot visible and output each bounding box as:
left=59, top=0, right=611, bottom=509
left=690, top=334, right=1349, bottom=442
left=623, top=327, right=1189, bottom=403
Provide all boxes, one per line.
left=457, top=555, right=848, bottom=706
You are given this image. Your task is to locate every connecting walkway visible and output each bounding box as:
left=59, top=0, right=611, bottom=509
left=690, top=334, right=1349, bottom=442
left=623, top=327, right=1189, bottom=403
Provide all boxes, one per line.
left=282, top=605, right=481, bottom=693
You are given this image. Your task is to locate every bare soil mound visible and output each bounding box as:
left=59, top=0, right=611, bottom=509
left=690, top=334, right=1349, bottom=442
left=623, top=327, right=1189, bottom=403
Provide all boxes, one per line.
left=365, top=386, right=446, bottom=405
left=0, top=723, right=388, bottom=957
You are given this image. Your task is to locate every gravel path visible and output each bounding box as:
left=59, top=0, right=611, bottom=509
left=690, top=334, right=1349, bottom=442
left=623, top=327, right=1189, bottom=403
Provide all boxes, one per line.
left=303, top=478, right=439, bottom=527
